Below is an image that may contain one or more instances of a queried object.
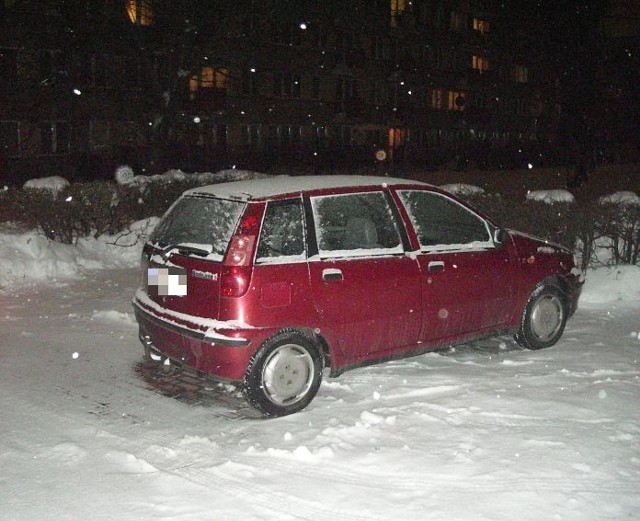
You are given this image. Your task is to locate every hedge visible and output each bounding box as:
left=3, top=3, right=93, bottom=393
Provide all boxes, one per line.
left=1, top=176, right=638, bottom=270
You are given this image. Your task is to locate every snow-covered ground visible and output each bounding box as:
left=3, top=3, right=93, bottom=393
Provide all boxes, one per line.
left=1, top=180, right=640, bottom=520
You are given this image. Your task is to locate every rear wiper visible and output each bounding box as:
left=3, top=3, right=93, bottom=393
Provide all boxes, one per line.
left=161, top=243, right=212, bottom=259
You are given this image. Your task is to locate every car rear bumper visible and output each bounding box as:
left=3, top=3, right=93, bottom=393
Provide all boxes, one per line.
left=132, top=291, right=269, bottom=381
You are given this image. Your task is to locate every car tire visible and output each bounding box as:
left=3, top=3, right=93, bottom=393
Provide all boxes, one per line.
left=243, top=330, right=323, bottom=416
left=515, top=284, right=567, bottom=350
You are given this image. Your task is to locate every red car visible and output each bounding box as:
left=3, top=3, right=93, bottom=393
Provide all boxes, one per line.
left=132, top=175, right=583, bottom=416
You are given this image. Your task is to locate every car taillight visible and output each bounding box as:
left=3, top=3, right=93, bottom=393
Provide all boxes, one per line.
left=221, top=265, right=252, bottom=297
left=225, top=235, right=256, bottom=266
left=221, top=203, right=264, bottom=297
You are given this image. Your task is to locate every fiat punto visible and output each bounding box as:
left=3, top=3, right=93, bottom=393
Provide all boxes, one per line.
left=132, top=175, right=583, bottom=416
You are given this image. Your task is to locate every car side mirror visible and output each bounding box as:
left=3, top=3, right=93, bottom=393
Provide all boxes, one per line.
left=493, top=228, right=509, bottom=245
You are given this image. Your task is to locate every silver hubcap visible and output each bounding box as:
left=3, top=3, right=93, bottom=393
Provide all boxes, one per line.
left=262, top=344, right=314, bottom=406
left=531, top=295, right=564, bottom=341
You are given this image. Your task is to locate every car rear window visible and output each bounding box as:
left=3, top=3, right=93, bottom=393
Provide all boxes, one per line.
left=150, top=196, right=245, bottom=259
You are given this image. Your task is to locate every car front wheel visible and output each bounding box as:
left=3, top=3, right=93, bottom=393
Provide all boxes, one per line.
left=243, top=330, right=323, bottom=416
left=515, top=284, right=567, bottom=350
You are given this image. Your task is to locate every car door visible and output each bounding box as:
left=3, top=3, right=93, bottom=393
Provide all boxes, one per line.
left=306, top=190, right=421, bottom=367
left=396, top=189, right=516, bottom=342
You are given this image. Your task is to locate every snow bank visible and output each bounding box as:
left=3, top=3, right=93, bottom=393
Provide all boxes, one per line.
left=23, top=175, right=70, bottom=192
left=579, top=265, right=640, bottom=306
left=0, top=218, right=156, bottom=291
left=599, top=191, right=640, bottom=206
left=119, top=168, right=266, bottom=189
left=439, top=183, right=485, bottom=196
left=526, top=189, right=575, bottom=204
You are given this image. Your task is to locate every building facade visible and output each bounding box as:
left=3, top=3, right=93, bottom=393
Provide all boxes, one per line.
left=1, top=0, right=555, bottom=183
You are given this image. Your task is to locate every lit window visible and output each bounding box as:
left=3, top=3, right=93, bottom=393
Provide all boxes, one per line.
left=126, top=0, right=153, bottom=26
left=473, top=18, right=490, bottom=34
left=190, top=67, right=227, bottom=93
left=391, top=0, right=406, bottom=17
left=447, top=91, right=466, bottom=111
left=388, top=127, right=406, bottom=150
left=472, top=55, right=490, bottom=73
left=390, top=0, right=406, bottom=27
left=513, top=65, right=528, bottom=83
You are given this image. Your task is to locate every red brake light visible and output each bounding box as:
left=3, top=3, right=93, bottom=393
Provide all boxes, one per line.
left=221, top=266, right=252, bottom=297
left=221, top=203, right=264, bottom=297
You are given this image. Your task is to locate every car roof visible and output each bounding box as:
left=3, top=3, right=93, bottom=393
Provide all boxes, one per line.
left=184, top=175, right=432, bottom=201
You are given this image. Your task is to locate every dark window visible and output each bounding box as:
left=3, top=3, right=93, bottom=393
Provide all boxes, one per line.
left=0, top=121, right=19, bottom=156
left=311, top=76, right=320, bottom=99
left=0, top=48, right=17, bottom=81
left=335, top=78, right=359, bottom=101
left=93, top=54, right=108, bottom=87
left=273, top=72, right=301, bottom=98
left=39, top=122, right=69, bottom=155
left=242, top=69, right=259, bottom=96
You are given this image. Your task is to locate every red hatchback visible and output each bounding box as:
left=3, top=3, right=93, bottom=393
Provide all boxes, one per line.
left=132, top=175, right=583, bottom=416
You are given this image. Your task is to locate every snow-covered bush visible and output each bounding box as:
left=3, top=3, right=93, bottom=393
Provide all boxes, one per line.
left=6, top=169, right=267, bottom=244
left=2, top=170, right=637, bottom=269
left=596, top=194, right=640, bottom=266
left=456, top=190, right=639, bottom=271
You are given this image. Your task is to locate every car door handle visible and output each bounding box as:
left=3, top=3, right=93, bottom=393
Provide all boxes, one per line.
left=428, top=261, right=445, bottom=272
left=322, top=268, right=343, bottom=282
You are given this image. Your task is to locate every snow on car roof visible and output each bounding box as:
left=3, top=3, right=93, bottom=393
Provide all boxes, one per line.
left=184, top=175, right=431, bottom=201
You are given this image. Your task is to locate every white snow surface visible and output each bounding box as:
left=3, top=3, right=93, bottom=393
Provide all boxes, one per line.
left=1, top=184, right=640, bottom=520
left=187, top=174, right=429, bottom=200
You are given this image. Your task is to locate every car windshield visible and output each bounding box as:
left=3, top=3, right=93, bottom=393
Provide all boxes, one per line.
left=150, top=196, right=245, bottom=259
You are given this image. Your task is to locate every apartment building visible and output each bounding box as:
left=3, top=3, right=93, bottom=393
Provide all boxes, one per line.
left=0, top=0, right=545, bottom=183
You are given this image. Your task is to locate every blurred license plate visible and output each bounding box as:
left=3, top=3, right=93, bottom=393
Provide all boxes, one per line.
left=148, top=267, right=187, bottom=296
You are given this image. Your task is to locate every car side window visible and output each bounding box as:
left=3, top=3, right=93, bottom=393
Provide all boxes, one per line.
left=311, top=191, right=403, bottom=256
left=256, top=198, right=305, bottom=261
left=398, top=190, right=491, bottom=250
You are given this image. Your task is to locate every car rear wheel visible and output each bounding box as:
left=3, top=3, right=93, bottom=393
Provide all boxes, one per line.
left=243, top=331, right=323, bottom=416
left=515, top=284, right=567, bottom=350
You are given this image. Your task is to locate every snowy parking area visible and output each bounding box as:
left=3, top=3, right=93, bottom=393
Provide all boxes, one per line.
left=1, top=263, right=639, bottom=520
